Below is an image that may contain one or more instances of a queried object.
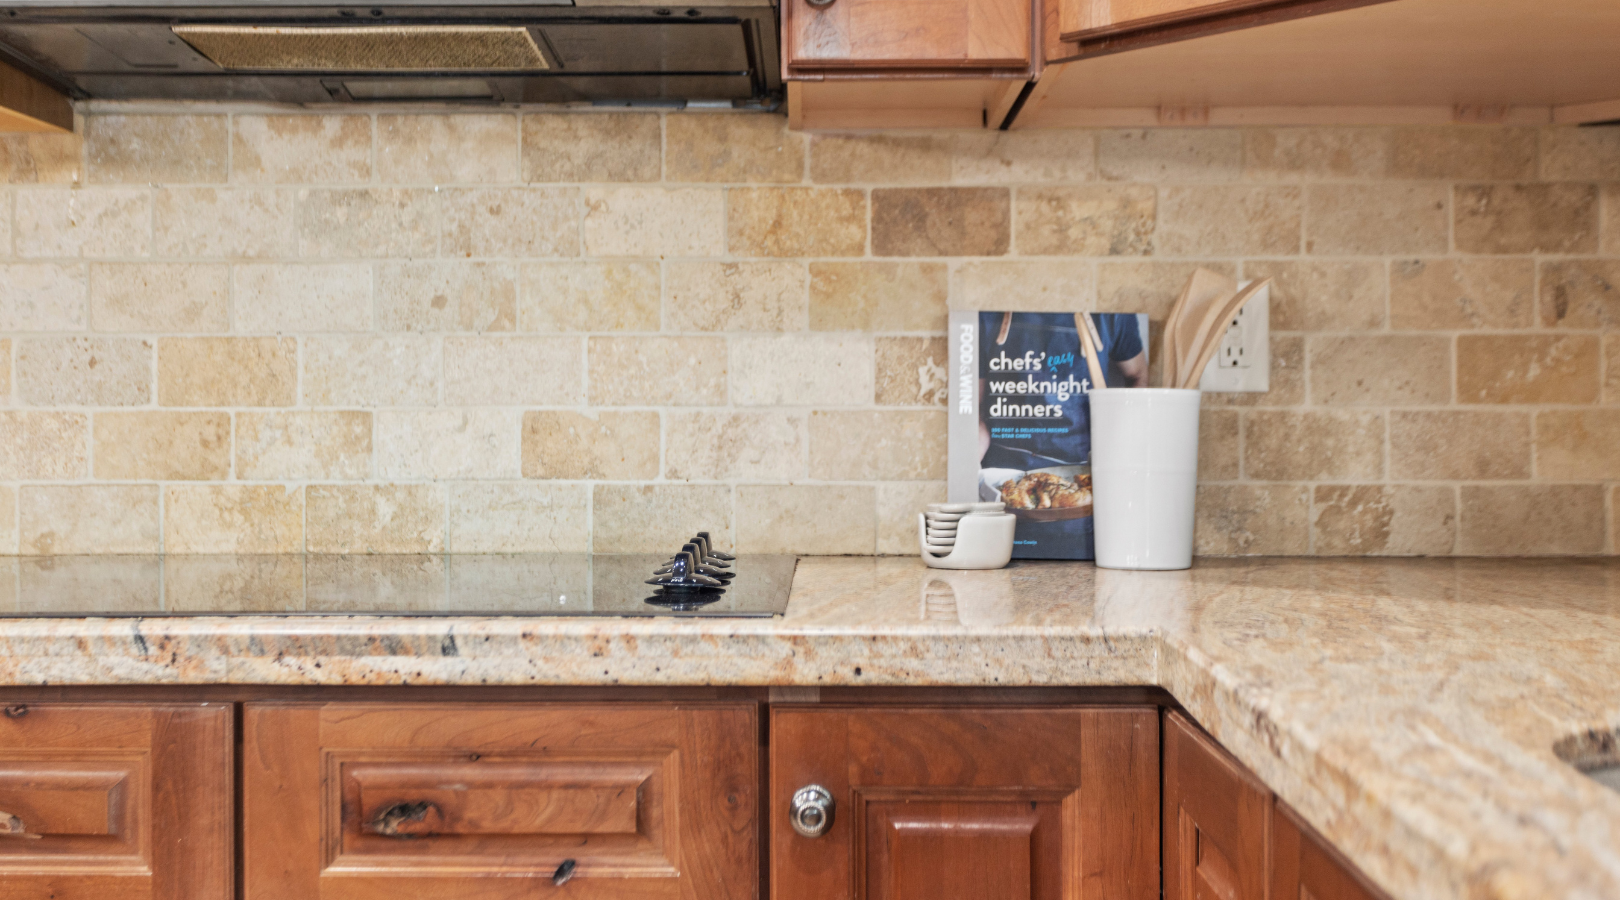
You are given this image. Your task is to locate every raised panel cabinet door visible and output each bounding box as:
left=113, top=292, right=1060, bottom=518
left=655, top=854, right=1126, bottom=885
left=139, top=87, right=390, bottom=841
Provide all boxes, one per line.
left=0, top=702, right=233, bottom=900
left=1271, top=801, right=1389, bottom=900
left=1163, top=711, right=1270, bottom=900
left=241, top=702, right=758, bottom=900
left=1056, top=0, right=1276, bottom=41
left=786, top=0, right=1031, bottom=69
left=771, top=706, right=1158, bottom=900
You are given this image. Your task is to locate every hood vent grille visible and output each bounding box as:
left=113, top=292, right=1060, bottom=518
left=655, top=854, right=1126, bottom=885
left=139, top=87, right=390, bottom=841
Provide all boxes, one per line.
left=171, top=24, right=549, bottom=71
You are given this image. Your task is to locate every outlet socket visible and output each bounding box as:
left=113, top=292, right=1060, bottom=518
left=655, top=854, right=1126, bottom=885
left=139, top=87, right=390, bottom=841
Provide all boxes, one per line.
left=1197, top=282, right=1269, bottom=393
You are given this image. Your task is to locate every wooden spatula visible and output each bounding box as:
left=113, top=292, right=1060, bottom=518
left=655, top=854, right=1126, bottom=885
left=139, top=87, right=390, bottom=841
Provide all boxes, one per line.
left=1164, top=268, right=1237, bottom=388
left=1179, top=278, right=1272, bottom=389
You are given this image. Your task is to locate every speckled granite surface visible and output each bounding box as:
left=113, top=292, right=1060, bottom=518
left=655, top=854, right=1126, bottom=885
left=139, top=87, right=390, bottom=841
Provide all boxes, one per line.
left=1, top=555, right=1618, bottom=900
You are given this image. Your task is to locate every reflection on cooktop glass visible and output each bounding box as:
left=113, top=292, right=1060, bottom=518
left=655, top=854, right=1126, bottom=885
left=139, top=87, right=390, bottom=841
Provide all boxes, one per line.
left=0, top=542, right=797, bottom=618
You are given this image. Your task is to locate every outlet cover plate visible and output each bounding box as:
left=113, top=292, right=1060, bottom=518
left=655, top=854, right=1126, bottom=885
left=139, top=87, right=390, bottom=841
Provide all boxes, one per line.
left=1198, top=282, right=1269, bottom=393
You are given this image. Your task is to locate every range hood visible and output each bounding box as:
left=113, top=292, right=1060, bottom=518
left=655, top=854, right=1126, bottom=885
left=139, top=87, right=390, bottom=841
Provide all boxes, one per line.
left=0, top=0, right=781, bottom=107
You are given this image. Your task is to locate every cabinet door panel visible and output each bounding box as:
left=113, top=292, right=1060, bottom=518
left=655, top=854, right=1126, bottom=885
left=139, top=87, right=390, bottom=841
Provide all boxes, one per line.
left=242, top=702, right=757, bottom=900
left=787, top=0, right=1030, bottom=69
left=1057, top=0, right=1275, bottom=41
left=0, top=703, right=232, bottom=900
left=771, top=706, right=1157, bottom=900
left=1163, top=711, right=1269, bottom=900
left=1271, top=801, right=1387, bottom=900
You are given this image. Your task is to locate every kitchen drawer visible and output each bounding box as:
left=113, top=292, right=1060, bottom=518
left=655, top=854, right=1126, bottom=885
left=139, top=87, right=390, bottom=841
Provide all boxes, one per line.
left=0, top=702, right=233, bottom=900
left=771, top=706, right=1158, bottom=900
left=784, top=0, right=1032, bottom=72
left=242, top=702, right=758, bottom=900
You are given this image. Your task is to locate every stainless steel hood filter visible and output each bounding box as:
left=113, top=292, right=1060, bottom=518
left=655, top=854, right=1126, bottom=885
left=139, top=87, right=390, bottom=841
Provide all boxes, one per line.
left=171, top=24, right=549, bottom=71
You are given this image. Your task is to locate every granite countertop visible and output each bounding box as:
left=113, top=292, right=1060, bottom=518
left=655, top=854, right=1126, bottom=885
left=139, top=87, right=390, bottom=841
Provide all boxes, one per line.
left=0, top=555, right=1617, bottom=900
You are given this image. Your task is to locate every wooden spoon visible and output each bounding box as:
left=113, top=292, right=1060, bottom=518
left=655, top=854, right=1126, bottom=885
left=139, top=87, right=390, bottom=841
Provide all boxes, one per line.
left=1075, top=313, right=1108, bottom=391
left=1179, top=279, right=1272, bottom=389
left=1164, top=268, right=1237, bottom=388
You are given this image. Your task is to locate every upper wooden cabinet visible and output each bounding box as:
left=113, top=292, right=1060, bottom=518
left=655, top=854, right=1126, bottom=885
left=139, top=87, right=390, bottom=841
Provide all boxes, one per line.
left=771, top=705, right=1159, bottom=900
left=1162, top=710, right=1270, bottom=900
left=1056, top=0, right=1276, bottom=41
left=0, top=703, right=233, bottom=900
left=241, top=702, right=759, bottom=900
left=783, top=0, right=1033, bottom=76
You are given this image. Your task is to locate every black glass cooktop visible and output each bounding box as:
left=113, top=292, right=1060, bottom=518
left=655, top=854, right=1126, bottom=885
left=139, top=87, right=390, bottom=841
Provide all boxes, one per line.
left=0, top=549, right=798, bottom=618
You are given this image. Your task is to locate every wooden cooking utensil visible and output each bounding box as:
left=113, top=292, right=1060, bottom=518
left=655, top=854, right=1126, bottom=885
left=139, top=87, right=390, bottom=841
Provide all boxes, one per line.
left=1179, top=278, right=1272, bottom=389
left=1075, top=313, right=1108, bottom=390
left=1164, top=268, right=1237, bottom=388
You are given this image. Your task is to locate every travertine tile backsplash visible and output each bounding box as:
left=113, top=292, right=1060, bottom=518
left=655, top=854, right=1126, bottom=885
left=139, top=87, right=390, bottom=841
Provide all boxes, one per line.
left=0, top=110, right=1617, bottom=556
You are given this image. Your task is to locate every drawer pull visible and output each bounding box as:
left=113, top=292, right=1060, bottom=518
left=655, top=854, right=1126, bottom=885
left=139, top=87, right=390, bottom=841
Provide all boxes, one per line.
left=368, top=801, right=443, bottom=838
left=552, top=858, right=577, bottom=885
left=0, top=811, right=40, bottom=840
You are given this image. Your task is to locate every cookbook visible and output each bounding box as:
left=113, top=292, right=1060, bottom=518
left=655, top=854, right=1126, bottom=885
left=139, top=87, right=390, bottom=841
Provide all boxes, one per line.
left=947, top=310, right=1150, bottom=560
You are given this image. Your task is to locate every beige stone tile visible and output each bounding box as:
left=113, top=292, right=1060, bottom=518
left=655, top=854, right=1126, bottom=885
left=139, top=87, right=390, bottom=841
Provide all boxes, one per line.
left=19, top=485, right=159, bottom=555
left=154, top=188, right=297, bottom=258
left=234, top=263, right=371, bottom=333
left=876, top=336, right=947, bottom=406
left=236, top=411, right=372, bottom=480
left=810, top=134, right=951, bottom=184
left=93, top=411, right=230, bottom=480
left=809, top=410, right=945, bottom=479
left=1201, top=334, right=1305, bottom=408
left=1193, top=484, right=1309, bottom=555
left=1389, top=410, right=1530, bottom=480
left=15, top=187, right=150, bottom=257
left=951, top=130, right=1096, bottom=184
left=86, top=114, right=227, bottom=184
left=377, top=114, right=518, bottom=183
left=592, top=484, right=732, bottom=552
left=1236, top=260, right=1383, bottom=332
left=873, top=188, right=1011, bottom=257
left=0, top=338, right=9, bottom=404
left=14, top=557, right=161, bottom=613
left=439, top=187, right=580, bottom=258
left=295, top=188, right=437, bottom=258
left=582, top=187, right=725, bottom=257
left=445, top=336, right=585, bottom=406
left=449, top=483, right=591, bottom=553
left=164, top=555, right=305, bottom=613
left=0, top=412, right=86, bottom=479
left=875, top=481, right=946, bottom=554
left=91, top=263, right=229, bottom=333
left=1534, top=409, right=1620, bottom=480
left=738, top=485, right=875, bottom=555
left=232, top=115, right=371, bottom=183
left=1097, top=261, right=1237, bottom=323
left=730, top=334, right=872, bottom=406
left=520, top=262, right=660, bottom=332
left=522, top=113, right=660, bottom=182
left=1390, top=258, right=1533, bottom=331
left=589, top=336, right=727, bottom=405
left=1311, top=485, right=1456, bottom=556
left=0, top=486, right=14, bottom=554
left=1538, top=259, right=1620, bottom=329
left=1389, top=127, right=1537, bottom=180
left=1457, top=485, right=1605, bottom=555
left=157, top=337, right=296, bottom=407
left=952, top=260, right=1096, bottom=313
left=1539, top=127, right=1620, bottom=181
left=1243, top=128, right=1390, bottom=180
left=1015, top=186, right=1154, bottom=256
left=305, top=556, right=444, bottom=613
left=1199, top=408, right=1240, bottom=481
left=1607, top=334, right=1620, bottom=404
left=1456, top=184, right=1598, bottom=254
left=1606, top=185, right=1620, bottom=256
left=1098, top=129, right=1243, bottom=181
left=809, top=262, right=948, bottom=331
left=306, top=484, right=445, bottom=554
left=520, top=410, right=659, bottom=479
left=1158, top=185, right=1301, bottom=256
left=376, top=410, right=522, bottom=479
left=1308, top=335, right=1450, bottom=407
left=1304, top=184, right=1448, bottom=255
left=304, top=336, right=440, bottom=406
left=0, top=133, right=83, bottom=184
left=665, top=261, right=807, bottom=332
left=377, top=261, right=517, bottom=333
left=0, top=263, right=87, bottom=331
left=165, top=485, right=303, bottom=554
left=728, top=187, right=866, bottom=257
left=666, top=114, right=804, bottom=183
left=16, top=337, right=151, bottom=406
left=1244, top=410, right=1384, bottom=481
left=665, top=410, right=805, bottom=481
left=1457, top=334, right=1600, bottom=404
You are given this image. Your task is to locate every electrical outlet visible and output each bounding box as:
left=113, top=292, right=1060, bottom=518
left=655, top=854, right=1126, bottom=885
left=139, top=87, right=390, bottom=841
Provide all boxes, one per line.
left=1198, top=282, right=1269, bottom=392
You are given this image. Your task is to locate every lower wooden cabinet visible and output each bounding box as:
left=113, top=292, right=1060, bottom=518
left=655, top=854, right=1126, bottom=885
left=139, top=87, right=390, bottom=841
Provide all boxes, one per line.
left=1272, top=801, right=1385, bottom=900
left=770, top=705, right=1159, bottom=900
left=0, top=702, right=233, bottom=900
left=241, top=702, right=759, bottom=900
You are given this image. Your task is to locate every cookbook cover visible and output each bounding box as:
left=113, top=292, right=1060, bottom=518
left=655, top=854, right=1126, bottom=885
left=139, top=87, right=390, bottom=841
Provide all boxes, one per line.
left=947, top=310, right=1150, bottom=560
